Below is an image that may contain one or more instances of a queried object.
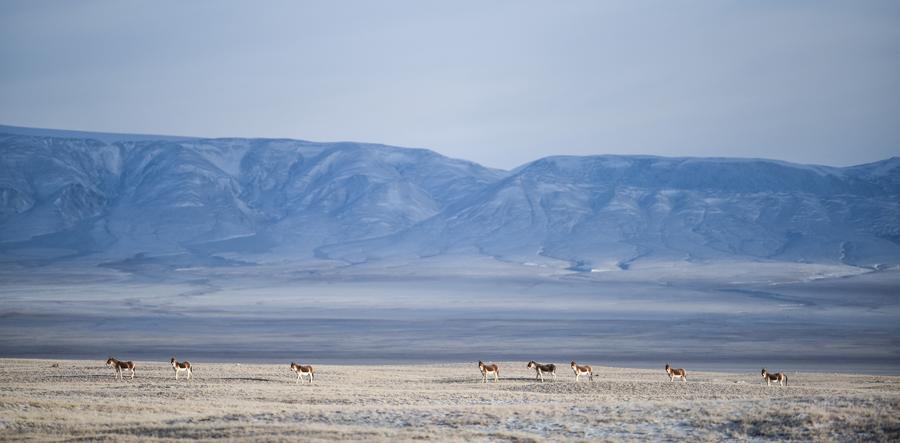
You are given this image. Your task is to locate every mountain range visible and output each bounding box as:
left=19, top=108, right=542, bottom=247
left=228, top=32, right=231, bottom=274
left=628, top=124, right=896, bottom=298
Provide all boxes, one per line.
left=1, top=124, right=898, bottom=270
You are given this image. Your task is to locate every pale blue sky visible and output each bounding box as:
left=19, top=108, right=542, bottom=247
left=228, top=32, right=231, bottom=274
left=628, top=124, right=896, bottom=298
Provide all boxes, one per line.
left=1, top=1, right=898, bottom=169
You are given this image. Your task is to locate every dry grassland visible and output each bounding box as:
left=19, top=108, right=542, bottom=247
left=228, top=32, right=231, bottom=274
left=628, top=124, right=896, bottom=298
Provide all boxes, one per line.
left=1, top=359, right=898, bottom=441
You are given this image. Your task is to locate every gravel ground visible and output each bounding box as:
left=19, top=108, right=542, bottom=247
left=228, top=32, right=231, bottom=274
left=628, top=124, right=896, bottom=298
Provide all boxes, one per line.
left=1, top=359, right=898, bottom=441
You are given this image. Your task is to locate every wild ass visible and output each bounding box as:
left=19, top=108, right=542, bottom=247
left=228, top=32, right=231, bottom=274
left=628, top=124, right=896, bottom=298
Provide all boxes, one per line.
left=105, top=357, right=135, bottom=380
left=478, top=361, right=499, bottom=383
left=665, top=363, right=686, bottom=382
left=291, top=362, right=315, bottom=384
left=570, top=361, right=594, bottom=382
left=527, top=361, right=557, bottom=382
left=170, top=357, right=192, bottom=380
left=761, top=368, right=787, bottom=386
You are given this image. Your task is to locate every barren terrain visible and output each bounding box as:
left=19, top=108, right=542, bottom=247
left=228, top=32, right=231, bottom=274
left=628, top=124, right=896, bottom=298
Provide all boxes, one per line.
left=1, top=359, right=898, bottom=441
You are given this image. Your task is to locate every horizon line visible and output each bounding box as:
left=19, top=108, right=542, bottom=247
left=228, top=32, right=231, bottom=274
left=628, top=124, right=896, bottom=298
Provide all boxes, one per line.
left=1, top=122, right=896, bottom=171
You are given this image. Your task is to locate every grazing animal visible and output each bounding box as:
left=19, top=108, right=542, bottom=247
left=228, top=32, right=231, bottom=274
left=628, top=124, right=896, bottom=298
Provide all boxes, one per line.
left=665, top=363, right=686, bottom=382
left=571, top=361, right=594, bottom=382
left=478, top=361, right=499, bottom=383
left=106, top=357, right=135, bottom=380
left=527, top=361, right=557, bottom=382
left=170, top=357, right=192, bottom=380
left=291, top=362, right=315, bottom=384
left=761, top=368, right=787, bottom=386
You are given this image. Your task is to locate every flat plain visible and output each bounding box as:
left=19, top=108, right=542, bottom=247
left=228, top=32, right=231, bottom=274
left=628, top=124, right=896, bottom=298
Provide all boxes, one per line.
left=1, top=359, right=898, bottom=441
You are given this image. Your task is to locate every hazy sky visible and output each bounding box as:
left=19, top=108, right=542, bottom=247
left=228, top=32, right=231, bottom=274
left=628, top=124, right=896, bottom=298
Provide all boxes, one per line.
left=1, top=1, right=898, bottom=169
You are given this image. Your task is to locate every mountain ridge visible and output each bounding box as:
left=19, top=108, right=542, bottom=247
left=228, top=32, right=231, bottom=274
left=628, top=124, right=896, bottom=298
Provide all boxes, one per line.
left=1, top=125, right=898, bottom=270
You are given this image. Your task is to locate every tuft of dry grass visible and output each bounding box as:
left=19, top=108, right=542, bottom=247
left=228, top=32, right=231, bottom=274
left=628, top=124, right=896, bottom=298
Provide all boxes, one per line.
left=0, top=359, right=898, bottom=441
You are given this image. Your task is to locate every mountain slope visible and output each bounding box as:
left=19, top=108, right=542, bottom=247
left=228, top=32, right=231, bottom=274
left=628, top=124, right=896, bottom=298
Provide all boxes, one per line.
left=318, top=156, right=900, bottom=268
left=1, top=125, right=898, bottom=269
left=0, top=127, right=504, bottom=261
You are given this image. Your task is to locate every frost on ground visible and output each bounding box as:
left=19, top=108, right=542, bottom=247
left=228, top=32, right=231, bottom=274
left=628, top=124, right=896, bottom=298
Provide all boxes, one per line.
left=1, top=359, right=898, bottom=442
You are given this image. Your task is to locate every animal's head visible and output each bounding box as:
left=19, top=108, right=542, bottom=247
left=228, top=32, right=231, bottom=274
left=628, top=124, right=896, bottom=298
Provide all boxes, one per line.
left=478, top=360, right=484, bottom=367
left=761, top=368, right=767, bottom=376
left=527, top=361, right=536, bottom=368
left=170, top=357, right=176, bottom=364
left=665, top=363, right=670, bottom=371
left=106, top=357, right=114, bottom=366
left=571, top=361, right=577, bottom=367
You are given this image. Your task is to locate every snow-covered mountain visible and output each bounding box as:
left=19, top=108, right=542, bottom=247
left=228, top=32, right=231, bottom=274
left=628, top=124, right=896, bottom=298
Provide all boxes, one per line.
left=1, top=125, right=898, bottom=269
left=320, top=155, right=900, bottom=269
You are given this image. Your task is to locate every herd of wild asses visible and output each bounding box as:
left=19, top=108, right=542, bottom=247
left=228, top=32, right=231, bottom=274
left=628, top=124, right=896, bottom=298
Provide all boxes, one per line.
left=104, top=357, right=788, bottom=386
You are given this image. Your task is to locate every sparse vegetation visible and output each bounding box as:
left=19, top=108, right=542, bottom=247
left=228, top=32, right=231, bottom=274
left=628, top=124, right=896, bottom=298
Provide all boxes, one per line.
left=2, top=359, right=897, bottom=441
